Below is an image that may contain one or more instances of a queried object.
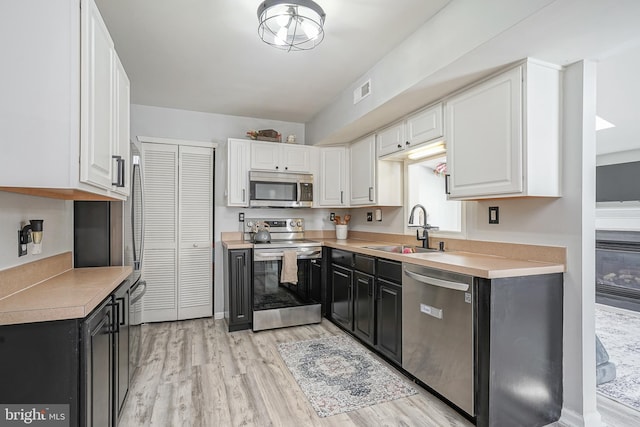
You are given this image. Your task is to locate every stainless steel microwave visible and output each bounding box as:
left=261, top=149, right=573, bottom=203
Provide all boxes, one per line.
left=249, top=171, right=313, bottom=208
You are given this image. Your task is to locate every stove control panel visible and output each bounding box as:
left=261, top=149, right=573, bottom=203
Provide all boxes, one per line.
left=245, top=218, right=304, bottom=233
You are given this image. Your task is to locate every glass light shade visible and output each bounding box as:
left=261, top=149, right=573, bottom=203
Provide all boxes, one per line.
left=32, top=231, right=43, bottom=244
left=257, top=0, right=326, bottom=51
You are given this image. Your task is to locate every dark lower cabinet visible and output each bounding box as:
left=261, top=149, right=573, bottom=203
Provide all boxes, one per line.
left=225, top=248, right=253, bottom=331
left=310, top=258, right=323, bottom=309
left=330, top=264, right=353, bottom=330
left=0, top=278, right=132, bottom=427
left=83, top=299, right=115, bottom=427
left=353, top=271, right=375, bottom=345
left=375, top=278, right=402, bottom=364
left=375, top=258, right=402, bottom=364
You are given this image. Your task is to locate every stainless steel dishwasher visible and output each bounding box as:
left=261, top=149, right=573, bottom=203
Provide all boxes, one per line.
left=402, top=263, right=475, bottom=417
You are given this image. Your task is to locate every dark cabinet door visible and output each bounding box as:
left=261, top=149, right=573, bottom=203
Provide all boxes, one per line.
left=353, top=271, right=375, bottom=345
left=310, top=258, right=322, bottom=304
left=330, top=264, right=353, bottom=330
left=114, top=282, right=130, bottom=417
left=376, top=278, right=402, bottom=364
left=228, top=249, right=253, bottom=331
left=83, top=300, right=114, bottom=427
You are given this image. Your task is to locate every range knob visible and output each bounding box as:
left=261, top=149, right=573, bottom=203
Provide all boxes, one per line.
left=289, top=220, right=296, bottom=227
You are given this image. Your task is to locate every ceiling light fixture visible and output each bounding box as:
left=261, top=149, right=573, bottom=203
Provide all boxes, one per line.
left=407, top=141, right=447, bottom=160
left=257, top=0, right=326, bottom=52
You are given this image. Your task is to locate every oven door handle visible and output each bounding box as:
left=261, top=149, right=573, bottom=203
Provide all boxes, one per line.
left=254, top=250, right=322, bottom=258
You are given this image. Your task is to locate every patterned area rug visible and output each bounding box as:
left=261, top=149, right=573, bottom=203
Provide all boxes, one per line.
left=596, top=306, right=640, bottom=412
left=278, top=336, right=417, bottom=417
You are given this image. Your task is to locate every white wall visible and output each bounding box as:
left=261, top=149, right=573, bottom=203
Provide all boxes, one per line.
left=0, top=192, right=73, bottom=271
left=130, top=104, right=331, bottom=317
left=305, top=0, right=555, bottom=145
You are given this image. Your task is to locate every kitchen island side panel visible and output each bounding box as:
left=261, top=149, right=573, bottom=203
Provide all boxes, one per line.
left=476, top=273, right=563, bottom=427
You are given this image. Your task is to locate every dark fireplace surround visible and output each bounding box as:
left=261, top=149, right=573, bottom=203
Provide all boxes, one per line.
left=596, top=230, right=640, bottom=311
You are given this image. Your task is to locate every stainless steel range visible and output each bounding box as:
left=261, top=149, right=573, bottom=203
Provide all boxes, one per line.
left=245, top=218, right=322, bottom=331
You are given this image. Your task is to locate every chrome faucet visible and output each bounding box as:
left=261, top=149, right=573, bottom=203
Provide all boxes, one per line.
left=408, top=204, right=439, bottom=249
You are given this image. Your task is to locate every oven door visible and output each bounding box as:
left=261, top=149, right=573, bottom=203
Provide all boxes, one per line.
left=252, top=247, right=322, bottom=330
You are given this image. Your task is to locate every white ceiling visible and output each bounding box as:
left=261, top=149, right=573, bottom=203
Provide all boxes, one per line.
left=96, top=0, right=640, bottom=153
left=95, top=0, right=450, bottom=123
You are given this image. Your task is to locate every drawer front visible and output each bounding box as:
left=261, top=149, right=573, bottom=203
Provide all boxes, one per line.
left=377, top=259, right=402, bottom=283
left=331, top=249, right=354, bottom=268
left=354, top=254, right=375, bottom=275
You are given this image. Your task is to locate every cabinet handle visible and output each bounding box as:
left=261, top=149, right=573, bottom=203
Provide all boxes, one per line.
left=108, top=301, right=120, bottom=334
left=397, top=144, right=402, bottom=149
left=285, top=166, right=288, bottom=171
left=116, top=297, right=126, bottom=326
left=112, top=155, right=122, bottom=186
left=275, top=166, right=279, bottom=170
left=340, top=191, right=344, bottom=205
left=445, top=174, right=451, bottom=195
left=368, top=187, right=373, bottom=202
left=116, top=158, right=125, bottom=188
left=242, top=189, right=246, bottom=202
left=405, top=141, right=410, bottom=146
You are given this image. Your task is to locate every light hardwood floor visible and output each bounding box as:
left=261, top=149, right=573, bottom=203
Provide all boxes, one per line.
left=119, top=318, right=473, bottom=427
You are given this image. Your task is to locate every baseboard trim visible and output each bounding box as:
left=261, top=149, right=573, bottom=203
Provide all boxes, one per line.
left=559, top=407, right=602, bottom=427
left=214, top=311, right=224, bottom=320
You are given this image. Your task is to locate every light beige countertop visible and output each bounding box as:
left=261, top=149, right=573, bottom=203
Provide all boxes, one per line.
left=0, top=266, right=132, bottom=326
left=321, top=239, right=564, bottom=279
left=222, top=236, right=565, bottom=279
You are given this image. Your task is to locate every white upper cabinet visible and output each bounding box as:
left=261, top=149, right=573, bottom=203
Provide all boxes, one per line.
left=376, top=123, right=405, bottom=157
left=317, top=146, right=348, bottom=207
left=445, top=60, right=561, bottom=200
left=250, top=141, right=311, bottom=173
left=350, top=136, right=376, bottom=205
left=226, top=139, right=250, bottom=207
left=405, top=103, right=443, bottom=148
left=350, top=135, right=403, bottom=207
left=377, top=103, right=443, bottom=159
left=111, top=54, right=131, bottom=197
left=0, top=0, right=129, bottom=200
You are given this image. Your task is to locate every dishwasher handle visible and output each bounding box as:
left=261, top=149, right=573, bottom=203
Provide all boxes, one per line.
left=404, top=269, right=470, bottom=292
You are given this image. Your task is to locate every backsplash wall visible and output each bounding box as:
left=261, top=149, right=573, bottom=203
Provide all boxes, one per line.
left=0, top=191, right=73, bottom=271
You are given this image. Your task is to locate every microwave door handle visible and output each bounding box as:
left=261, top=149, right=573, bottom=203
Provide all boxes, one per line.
left=296, top=181, right=301, bottom=206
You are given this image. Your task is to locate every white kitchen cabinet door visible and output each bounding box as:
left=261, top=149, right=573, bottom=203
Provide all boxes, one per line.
left=350, top=135, right=376, bottom=205
left=446, top=61, right=560, bottom=200
left=80, top=0, right=115, bottom=191
left=112, top=55, right=130, bottom=197
left=376, top=122, right=404, bottom=157
left=141, top=143, right=179, bottom=322
left=250, top=142, right=279, bottom=171
left=318, top=146, right=348, bottom=207
left=406, top=103, right=443, bottom=147
left=227, top=139, right=250, bottom=206
left=178, top=146, right=213, bottom=320
left=280, top=144, right=311, bottom=172
left=250, top=141, right=312, bottom=173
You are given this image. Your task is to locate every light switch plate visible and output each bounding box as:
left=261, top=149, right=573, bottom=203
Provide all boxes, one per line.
left=489, top=206, right=499, bottom=224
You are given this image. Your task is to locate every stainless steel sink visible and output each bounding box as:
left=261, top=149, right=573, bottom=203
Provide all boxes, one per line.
left=363, top=245, right=440, bottom=254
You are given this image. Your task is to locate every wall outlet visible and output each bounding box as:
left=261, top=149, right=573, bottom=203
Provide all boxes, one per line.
left=330, top=212, right=335, bottom=222
left=238, top=212, right=244, bottom=222
left=367, top=212, right=373, bottom=222
left=489, top=206, right=499, bottom=224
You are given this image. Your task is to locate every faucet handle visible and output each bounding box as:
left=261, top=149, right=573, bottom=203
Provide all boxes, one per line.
left=424, top=224, right=439, bottom=231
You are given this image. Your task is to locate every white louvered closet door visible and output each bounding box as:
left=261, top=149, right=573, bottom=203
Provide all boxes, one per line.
left=178, top=146, right=213, bottom=320
left=141, top=143, right=178, bottom=322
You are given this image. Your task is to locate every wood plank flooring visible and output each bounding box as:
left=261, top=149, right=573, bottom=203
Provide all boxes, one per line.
left=119, top=318, right=473, bottom=427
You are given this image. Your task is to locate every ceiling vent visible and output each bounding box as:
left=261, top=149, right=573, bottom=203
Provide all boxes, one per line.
left=354, top=79, right=371, bottom=104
